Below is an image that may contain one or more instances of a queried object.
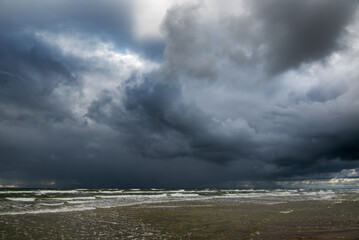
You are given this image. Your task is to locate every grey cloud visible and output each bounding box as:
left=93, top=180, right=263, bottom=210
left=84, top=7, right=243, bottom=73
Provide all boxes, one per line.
left=87, top=80, right=255, bottom=163
left=0, top=0, right=164, bottom=61
left=85, top=72, right=359, bottom=182
left=261, top=90, right=359, bottom=178
left=0, top=32, right=78, bottom=110
left=159, top=4, right=217, bottom=80
left=158, top=0, right=358, bottom=82
left=252, top=0, right=358, bottom=74
left=1, top=0, right=359, bottom=187
left=142, top=1, right=359, bottom=179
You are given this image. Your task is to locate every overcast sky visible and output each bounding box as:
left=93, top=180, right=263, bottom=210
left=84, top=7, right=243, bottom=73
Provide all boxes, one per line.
left=1, top=0, right=359, bottom=188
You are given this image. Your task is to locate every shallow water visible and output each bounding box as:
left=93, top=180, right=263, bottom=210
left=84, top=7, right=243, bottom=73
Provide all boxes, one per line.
left=1, top=188, right=358, bottom=216
left=1, top=195, right=359, bottom=239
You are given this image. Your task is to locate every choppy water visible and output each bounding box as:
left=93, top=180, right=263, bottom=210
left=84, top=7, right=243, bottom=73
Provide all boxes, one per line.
left=1, top=188, right=358, bottom=215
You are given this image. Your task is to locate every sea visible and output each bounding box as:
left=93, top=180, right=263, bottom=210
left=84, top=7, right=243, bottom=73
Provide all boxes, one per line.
left=1, top=188, right=359, bottom=215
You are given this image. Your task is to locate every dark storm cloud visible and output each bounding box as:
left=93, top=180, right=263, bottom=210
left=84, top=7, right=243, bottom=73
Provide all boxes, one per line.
left=0, top=0, right=164, bottom=60
left=85, top=75, right=359, bottom=182
left=268, top=99, right=359, bottom=171
left=252, top=0, right=357, bottom=74
left=114, top=0, right=359, bottom=182
left=0, top=0, right=359, bottom=187
left=156, top=0, right=358, bottom=84
left=0, top=0, right=133, bottom=117
left=87, top=80, right=255, bottom=163
left=0, top=31, right=78, bottom=112
left=159, top=4, right=217, bottom=80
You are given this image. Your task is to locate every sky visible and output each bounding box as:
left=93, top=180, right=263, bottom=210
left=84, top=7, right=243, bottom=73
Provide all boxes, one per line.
left=0, top=0, right=359, bottom=188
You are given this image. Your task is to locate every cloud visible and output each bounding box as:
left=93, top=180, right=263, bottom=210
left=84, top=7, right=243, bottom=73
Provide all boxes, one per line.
left=0, top=0, right=359, bottom=187
left=156, top=0, right=358, bottom=83
left=87, top=79, right=256, bottom=163
left=251, top=0, right=357, bottom=74
left=0, top=0, right=164, bottom=60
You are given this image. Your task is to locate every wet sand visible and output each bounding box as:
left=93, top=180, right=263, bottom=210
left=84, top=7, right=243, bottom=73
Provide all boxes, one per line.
left=1, top=200, right=359, bottom=239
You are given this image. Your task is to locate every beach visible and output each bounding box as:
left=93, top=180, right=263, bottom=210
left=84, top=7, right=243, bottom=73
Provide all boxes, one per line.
left=1, top=189, right=359, bottom=239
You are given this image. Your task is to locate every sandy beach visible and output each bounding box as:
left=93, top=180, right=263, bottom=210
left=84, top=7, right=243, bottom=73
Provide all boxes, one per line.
left=1, top=199, right=359, bottom=239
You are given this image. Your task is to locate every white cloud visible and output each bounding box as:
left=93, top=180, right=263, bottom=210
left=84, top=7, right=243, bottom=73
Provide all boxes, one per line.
left=132, top=0, right=184, bottom=40
left=35, top=31, right=159, bottom=120
left=132, top=0, right=248, bottom=40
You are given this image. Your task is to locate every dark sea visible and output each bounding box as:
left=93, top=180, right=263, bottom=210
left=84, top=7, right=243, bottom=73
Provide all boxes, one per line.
left=1, top=188, right=358, bottom=215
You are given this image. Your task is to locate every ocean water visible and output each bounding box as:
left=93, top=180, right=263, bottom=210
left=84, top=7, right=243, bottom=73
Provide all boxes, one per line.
left=1, top=188, right=359, bottom=215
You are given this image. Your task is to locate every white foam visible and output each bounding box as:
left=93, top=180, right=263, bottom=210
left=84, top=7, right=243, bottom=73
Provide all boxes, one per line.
left=66, top=200, right=95, bottom=204
left=39, top=190, right=79, bottom=194
left=0, top=190, right=82, bottom=195
left=95, top=194, right=168, bottom=199
left=52, top=196, right=96, bottom=201
left=167, top=190, right=215, bottom=194
left=215, top=191, right=303, bottom=199
left=195, top=190, right=217, bottom=193
left=98, top=190, right=124, bottom=194
left=122, top=191, right=165, bottom=194
left=170, top=193, right=200, bottom=197
left=145, top=194, right=168, bottom=198
left=0, top=191, right=38, bottom=194
left=280, top=209, right=293, bottom=214
left=6, top=197, right=36, bottom=202
left=94, top=195, right=127, bottom=199
left=220, top=194, right=240, bottom=197
left=38, top=202, right=64, bottom=206
left=0, top=207, right=96, bottom=215
left=303, top=190, right=336, bottom=200
left=174, top=189, right=185, bottom=192
left=224, top=189, right=256, bottom=192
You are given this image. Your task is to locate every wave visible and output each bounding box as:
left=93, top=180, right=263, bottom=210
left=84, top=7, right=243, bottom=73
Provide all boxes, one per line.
left=170, top=193, right=200, bottom=197
left=0, top=191, right=38, bottom=194
left=66, top=200, right=95, bottom=204
left=97, top=190, right=124, bottom=194
left=38, top=202, right=65, bottom=206
left=280, top=209, right=293, bottom=214
left=39, top=190, right=80, bottom=194
left=95, top=194, right=168, bottom=199
left=0, top=207, right=96, bottom=216
left=51, top=196, right=96, bottom=201
left=6, top=197, right=36, bottom=202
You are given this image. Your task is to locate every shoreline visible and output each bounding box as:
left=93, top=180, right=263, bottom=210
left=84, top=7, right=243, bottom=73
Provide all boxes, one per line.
left=1, top=199, right=359, bottom=239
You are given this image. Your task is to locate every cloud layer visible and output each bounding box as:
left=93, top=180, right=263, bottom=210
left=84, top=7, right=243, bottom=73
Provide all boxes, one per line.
left=0, top=0, right=359, bottom=188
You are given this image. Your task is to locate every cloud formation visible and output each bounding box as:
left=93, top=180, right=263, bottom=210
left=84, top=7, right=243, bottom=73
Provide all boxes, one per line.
left=0, top=0, right=359, bottom=188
